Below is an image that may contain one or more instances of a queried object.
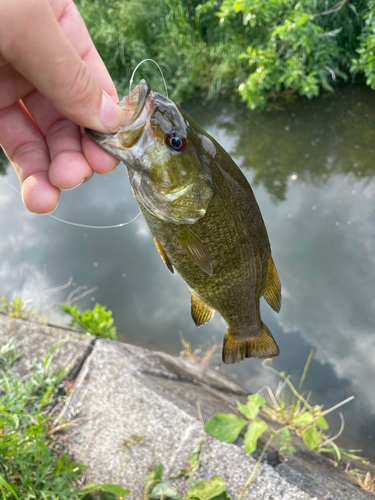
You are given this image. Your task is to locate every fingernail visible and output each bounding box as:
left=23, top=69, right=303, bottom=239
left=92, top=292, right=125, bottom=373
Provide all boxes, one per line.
left=60, top=179, right=84, bottom=191
left=100, top=92, right=124, bottom=132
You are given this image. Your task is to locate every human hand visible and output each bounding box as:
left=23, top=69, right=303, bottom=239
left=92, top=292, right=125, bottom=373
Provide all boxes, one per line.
left=0, top=0, right=125, bottom=214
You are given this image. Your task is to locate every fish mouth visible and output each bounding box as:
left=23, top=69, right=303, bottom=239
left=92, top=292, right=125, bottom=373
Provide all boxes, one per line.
left=85, top=79, right=153, bottom=156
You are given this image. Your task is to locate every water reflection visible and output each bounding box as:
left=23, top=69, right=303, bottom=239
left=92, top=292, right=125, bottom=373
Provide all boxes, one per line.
left=1, top=83, right=375, bottom=458
left=187, top=83, right=375, bottom=203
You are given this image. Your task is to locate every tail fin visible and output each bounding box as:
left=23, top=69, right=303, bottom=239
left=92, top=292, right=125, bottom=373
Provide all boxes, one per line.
left=222, top=323, right=279, bottom=364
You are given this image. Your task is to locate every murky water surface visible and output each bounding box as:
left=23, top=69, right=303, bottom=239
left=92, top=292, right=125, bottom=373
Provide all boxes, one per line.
left=1, top=84, right=375, bottom=458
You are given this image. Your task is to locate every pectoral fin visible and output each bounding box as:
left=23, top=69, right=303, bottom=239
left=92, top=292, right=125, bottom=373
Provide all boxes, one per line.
left=175, top=225, right=213, bottom=276
left=191, top=293, right=215, bottom=326
left=153, top=237, right=174, bottom=274
left=263, top=255, right=281, bottom=313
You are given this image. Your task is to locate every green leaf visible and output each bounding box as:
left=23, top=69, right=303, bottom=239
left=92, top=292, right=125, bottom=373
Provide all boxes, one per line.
left=316, top=415, right=329, bottom=430
left=244, top=420, right=268, bottom=454
left=293, top=412, right=314, bottom=426
left=0, top=476, right=18, bottom=499
left=171, top=469, right=189, bottom=479
left=281, top=428, right=290, bottom=441
left=11, top=414, right=19, bottom=429
left=187, top=476, right=227, bottom=500
left=79, top=482, right=130, bottom=496
left=302, top=426, right=321, bottom=451
left=189, top=440, right=206, bottom=470
left=329, top=440, right=342, bottom=463
left=144, top=464, right=163, bottom=495
left=237, top=394, right=266, bottom=420
left=204, top=414, right=246, bottom=442
left=150, top=483, right=182, bottom=499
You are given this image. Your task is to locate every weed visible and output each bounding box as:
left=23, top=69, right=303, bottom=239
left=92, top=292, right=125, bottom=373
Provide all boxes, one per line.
left=179, top=333, right=220, bottom=365
left=350, top=470, right=375, bottom=493
left=0, top=296, right=34, bottom=320
left=0, top=341, right=84, bottom=499
left=62, top=303, right=117, bottom=340
left=144, top=461, right=229, bottom=500
left=204, top=351, right=366, bottom=498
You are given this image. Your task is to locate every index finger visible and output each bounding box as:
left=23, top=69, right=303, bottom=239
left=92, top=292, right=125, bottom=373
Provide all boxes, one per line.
left=0, top=0, right=124, bottom=133
left=50, top=0, right=119, bottom=101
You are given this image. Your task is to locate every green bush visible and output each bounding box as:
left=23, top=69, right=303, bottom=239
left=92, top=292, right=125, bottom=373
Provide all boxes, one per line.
left=76, top=0, right=375, bottom=109
left=62, top=303, right=117, bottom=340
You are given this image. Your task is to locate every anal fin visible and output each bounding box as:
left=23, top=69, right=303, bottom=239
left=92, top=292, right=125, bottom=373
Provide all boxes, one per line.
left=263, top=255, right=281, bottom=313
left=222, top=323, right=279, bottom=364
left=153, top=237, right=174, bottom=274
left=175, top=225, right=213, bottom=276
left=191, top=293, right=215, bottom=327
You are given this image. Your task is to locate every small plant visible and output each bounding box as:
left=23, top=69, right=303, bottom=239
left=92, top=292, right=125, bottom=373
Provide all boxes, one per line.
left=179, top=333, right=220, bottom=365
left=350, top=470, right=375, bottom=493
left=204, top=352, right=365, bottom=498
left=62, top=303, right=117, bottom=340
left=0, top=341, right=23, bottom=371
left=0, top=296, right=34, bottom=320
left=144, top=461, right=229, bottom=500
left=260, top=356, right=365, bottom=464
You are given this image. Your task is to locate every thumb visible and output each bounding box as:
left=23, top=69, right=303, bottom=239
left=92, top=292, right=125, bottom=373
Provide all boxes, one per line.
left=0, top=0, right=124, bottom=133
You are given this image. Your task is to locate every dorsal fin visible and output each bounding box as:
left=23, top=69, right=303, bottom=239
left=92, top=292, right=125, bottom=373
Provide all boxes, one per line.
left=263, top=255, right=281, bottom=313
left=175, top=225, right=213, bottom=276
left=191, top=293, right=215, bottom=327
left=153, top=236, right=174, bottom=274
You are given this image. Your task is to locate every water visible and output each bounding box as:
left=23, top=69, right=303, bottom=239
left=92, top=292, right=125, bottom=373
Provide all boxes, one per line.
left=1, top=83, right=375, bottom=459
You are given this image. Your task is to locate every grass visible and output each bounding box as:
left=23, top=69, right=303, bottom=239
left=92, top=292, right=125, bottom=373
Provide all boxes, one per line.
left=0, top=341, right=84, bottom=500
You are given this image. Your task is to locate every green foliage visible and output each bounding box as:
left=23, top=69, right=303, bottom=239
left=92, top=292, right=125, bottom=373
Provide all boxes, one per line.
left=204, top=394, right=269, bottom=455
left=221, top=0, right=359, bottom=109
left=144, top=458, right=230, bottom=500
left=0, top=341, right=23, bottom=371
left=244, top=419, right=268, bottom=455
left=0, top=342, right=84, bottom=499
left=351, top=0, right=375, bottom=87
left=186, top=476, right=228, bottom=500
left=78, top=482, right=130, bottom=497
left=260, top=356, right=363, bottom=462
left=204, top=414, right=247, bottom=442
left=62, top=303, right=117, bottom=340
left=76, top=0, right=245, bottom=103
left=0, top=296, right=34, bottom=320
left=172, top=440, right=206, bottom=487
left=204, top=352, right=367, bottom=497
left=76, top=0, right=374, bottom=109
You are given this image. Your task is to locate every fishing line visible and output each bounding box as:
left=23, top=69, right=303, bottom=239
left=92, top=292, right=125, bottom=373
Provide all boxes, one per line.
left=0, top=177, right=140, bottom=229
left=129, top=59, right=169, bottom=98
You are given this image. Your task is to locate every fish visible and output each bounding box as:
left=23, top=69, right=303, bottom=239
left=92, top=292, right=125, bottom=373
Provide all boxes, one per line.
left=86, top=79, right=281, bottom=364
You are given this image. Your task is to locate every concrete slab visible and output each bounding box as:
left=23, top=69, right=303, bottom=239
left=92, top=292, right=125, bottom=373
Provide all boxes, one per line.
left=67, top=339, right=315, bottom=500
left=1, top=315, right=372, bottom=499
left=0, top=314, right=92, bottom=378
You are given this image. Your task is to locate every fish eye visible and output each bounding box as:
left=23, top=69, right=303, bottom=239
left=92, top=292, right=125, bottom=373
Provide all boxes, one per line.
left=166, top=132, right=187, bottom=152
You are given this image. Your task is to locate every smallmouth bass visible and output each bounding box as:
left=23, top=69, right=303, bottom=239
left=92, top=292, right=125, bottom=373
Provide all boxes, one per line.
left=86, top=80, right=281, bottom=364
